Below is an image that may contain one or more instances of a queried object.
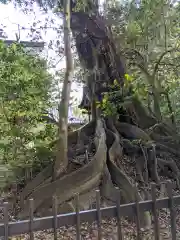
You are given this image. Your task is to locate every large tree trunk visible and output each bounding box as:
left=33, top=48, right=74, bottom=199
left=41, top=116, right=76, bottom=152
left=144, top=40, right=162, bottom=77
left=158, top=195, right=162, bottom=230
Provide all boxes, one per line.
left=17, top=1, right=180, bottom=237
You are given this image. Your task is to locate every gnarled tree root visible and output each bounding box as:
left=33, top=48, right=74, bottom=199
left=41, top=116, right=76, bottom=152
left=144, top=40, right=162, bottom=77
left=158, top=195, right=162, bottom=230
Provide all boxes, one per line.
left=19, top=164, right=53, bottom=207
left=17, top=116, right=180, bottom=234
left=19, top=121, right=96, bottom=205
left=115, top=122, right=151, bottom=141
left=105, top=124, right=151, bottom=228
left=18, top=119, right=106, bottom=219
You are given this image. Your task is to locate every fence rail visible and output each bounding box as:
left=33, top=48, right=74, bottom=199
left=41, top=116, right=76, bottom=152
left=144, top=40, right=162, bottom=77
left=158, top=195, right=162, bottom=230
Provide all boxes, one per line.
left=0, top=181, right=178, bottom=239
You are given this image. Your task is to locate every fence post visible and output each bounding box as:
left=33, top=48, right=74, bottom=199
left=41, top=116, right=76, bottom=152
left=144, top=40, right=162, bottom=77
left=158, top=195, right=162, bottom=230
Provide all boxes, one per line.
left=151, top=183, right=160, bottom=240
left=52, top=195, right=58, bottom=240
left=96, top=189, right=102, bottom=240
left=135, top=190, right=141, bottom=240
left=167, top=180, right=176, bottom=240
left=3, top=202, right=9, bottom=240
left=29, top=198, right=34, bottom=240
left=115, top=187, right=123, bottom=240
left=75, top=193, right=81, bottom=240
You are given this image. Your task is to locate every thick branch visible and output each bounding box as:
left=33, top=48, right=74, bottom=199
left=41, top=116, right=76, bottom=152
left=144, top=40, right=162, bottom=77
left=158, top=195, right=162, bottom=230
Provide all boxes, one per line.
left=152, top=48, right=180, bottom=78
left=162, top=91, right=176, bottom=128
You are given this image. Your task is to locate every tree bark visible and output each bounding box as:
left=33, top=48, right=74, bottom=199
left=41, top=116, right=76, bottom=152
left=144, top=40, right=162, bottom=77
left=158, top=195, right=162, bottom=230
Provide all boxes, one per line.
left=54, top=0, right=74, bottom=179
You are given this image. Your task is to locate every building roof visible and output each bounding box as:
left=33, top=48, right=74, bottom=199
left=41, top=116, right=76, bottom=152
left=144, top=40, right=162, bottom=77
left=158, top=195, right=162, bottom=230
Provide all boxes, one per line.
left=2, top=40, right=45, bottom=48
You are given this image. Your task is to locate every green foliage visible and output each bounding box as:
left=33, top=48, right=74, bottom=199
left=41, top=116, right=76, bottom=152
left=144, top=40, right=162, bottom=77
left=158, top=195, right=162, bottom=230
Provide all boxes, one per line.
left=0, top=41, right=55, bottom=186
left=98, top=74, right=134, bottom=117
left=0, top=164, right=14, bottom=190
left=106, top=0, right=180, bottom=124
left=53, top=0, right=96, bottom=13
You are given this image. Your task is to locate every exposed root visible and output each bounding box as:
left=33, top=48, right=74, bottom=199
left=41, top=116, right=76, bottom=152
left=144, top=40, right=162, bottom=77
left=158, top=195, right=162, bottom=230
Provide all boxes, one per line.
left=16, top=116, right=180, bottom=234
left=99, top=166, right=117, bottom=205
left=105, top=121, right=151, bottom=228
left=122, top=138, right=140, bottom=155
left=156, top=143, right=180, bottom=160
left=18, top=119, right=106, bottom=219
left=139, top=145, right=150, bottom=200
left=150, top=132, right=180, bottom=149
left=115, top=122, right=150, bottom=141
left=135, top=155, right=146, bottom=184
left=19, top=164, right=53, bottom=206
left=147, top=122, right=177, bottom=136
left=107, top=148, right=151, bottom=228
left=107, top=156, right=138, bottom=202
left=140, top=145, right=149, bottom=184
left=148, top=145, right=160, bottom=184
left=19, top=121, right=96, bottom=206
left=157, top=157, right=180, bottom=188
left=130, top=96, right=156, bottom=128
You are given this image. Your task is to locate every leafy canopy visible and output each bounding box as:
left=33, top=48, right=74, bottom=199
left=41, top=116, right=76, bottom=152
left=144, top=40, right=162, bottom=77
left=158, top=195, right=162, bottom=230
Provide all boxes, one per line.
left=0, top=41, right=54, bottom=186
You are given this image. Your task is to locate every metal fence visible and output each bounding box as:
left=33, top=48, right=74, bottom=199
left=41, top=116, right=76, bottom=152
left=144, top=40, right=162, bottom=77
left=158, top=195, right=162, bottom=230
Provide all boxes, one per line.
left=0, top=180, right=179, bottom=239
